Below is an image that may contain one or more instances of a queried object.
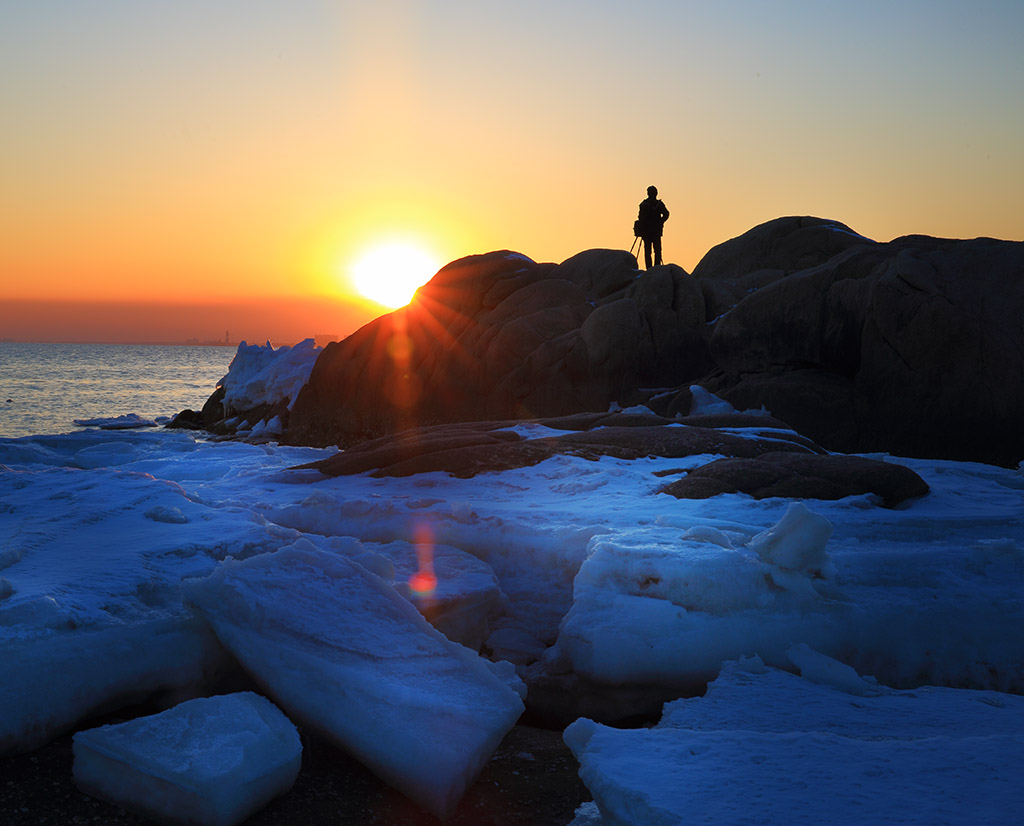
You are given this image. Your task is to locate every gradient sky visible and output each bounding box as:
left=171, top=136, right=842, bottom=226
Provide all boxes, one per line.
left=2, top=0, right=1022, bottom=343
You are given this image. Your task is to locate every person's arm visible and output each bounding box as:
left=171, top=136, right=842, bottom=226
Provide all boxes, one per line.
left=661, top=201, right=670, bottom=222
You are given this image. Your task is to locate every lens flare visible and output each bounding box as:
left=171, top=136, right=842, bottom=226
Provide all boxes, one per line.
left=409, top=569, right=438, bottom=596
left=409, top=522, right=437, bottom=597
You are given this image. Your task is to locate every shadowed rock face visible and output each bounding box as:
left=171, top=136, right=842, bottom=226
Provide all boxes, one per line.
left=286, top=250, right=713, bottom=448
left=262, top=216, right=1023, bottom=467
left=702, top=224, right=1024, bottom=466
left=692, top=216, right=874, bottom=322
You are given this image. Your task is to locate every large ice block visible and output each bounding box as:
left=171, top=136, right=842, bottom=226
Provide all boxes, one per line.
left=183, top=543, right=525, bottom=820
left=565, top=653, right=1024, bottom=825
left=73, top=692, right=301, bottom=826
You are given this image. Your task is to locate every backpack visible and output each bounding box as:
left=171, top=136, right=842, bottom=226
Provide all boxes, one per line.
left=636, top=198, right=666, bottom=238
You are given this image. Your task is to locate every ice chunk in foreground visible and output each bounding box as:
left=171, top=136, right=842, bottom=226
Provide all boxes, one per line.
left=748, top=501, right=832, bottom=573
left=568, top=801, right=605, bottom=825
left=565, top=654, right=1024, bottom=825
left=337, top=537, right=507, bottom=650
left=687, top=385, right=738, bottom=415
left=786, top=641, right=875, bottom=695
left=550, top=503, right=837, bottom=689
left=74, top=692, right=300, bottom=826
left=0, top=460, right=278, bottom=755
left=183, top=544, right=525, bottom=820
left=0, top=617, right=227, bottom=756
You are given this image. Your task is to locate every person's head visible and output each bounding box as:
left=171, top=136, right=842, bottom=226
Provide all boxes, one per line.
left=647, top=185, right=658, bottom=197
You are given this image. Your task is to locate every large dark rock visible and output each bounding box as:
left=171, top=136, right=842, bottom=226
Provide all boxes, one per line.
left=660, top=452, right=930, bottom=508
left=165, top=408, right=205, bottom=430
left=692, top=216, right=873, bottom=321
left=268, top=216, right=1023, bottom=467
left=693, top=216, right=872, bottom=284
left=701, top=224, right=1024, bottom=466
left=286, top=251, right=712, bottom=448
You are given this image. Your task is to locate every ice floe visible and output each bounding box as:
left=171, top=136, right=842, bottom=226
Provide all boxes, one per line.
left=2, top=417, right=1022, bottom=819
left=73, top=692, right=301, bottom=826
left=564, top=650, right=1024, bottom=825
left=183, top=542, right=525, bottom=820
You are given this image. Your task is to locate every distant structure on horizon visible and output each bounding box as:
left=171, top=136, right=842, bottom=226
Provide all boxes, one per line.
left=179, top=332, right=339, bottom=348
left=183, top=334, right=238, bottom=347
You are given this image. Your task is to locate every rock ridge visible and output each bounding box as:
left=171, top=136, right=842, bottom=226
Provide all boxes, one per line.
left=198, top=216, right=1022, bottom=467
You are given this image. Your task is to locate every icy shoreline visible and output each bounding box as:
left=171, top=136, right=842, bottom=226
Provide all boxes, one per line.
left=3, top=342, right=1023, bottom=825
left=3, top=422, right=1022, bottom=820
left=1, top=718, right=589, bottom=826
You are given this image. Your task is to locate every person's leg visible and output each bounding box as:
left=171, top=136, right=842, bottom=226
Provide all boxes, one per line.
left=644, top=238, right=653, bottom=269
left=653, top=236, right=663, bottom=266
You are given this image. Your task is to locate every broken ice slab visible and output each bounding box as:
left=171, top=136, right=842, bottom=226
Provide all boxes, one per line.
left=183, top=543, right=525, bottom=821
left=0, top=615, right=228, bottom=757
left=73, top=692, right=301, bottom=826
left=564, top=653, right=1024, bottom=826
left=362, top=539, right=508, bottom=650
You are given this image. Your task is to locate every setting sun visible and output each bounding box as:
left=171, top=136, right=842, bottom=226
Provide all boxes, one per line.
left=350, top=242, right=441, bottom=309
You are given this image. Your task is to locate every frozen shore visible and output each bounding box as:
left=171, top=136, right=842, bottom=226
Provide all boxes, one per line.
left=3, top=330, right=1022, bottom=823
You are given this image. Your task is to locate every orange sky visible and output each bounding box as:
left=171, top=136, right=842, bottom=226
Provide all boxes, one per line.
left=2, top=1, right=1022, bottom=344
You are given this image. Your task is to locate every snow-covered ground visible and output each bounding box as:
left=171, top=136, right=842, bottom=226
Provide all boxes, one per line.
left=1, top=345, right=1022, bottom=822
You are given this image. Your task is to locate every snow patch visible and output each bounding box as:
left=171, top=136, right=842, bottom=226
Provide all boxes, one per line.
left=219, top=338, right=320, bottom=412
left=688, top=385, right=770, bottom=417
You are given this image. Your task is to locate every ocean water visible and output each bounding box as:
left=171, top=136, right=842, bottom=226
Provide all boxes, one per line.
left=0, top=342, right=235, bottom=438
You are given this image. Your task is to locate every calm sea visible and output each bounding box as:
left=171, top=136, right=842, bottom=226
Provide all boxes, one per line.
left=0, top=342, right=235, bottom=438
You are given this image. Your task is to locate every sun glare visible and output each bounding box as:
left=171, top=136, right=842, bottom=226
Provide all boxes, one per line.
left=351, top=242, right=441, bottom=309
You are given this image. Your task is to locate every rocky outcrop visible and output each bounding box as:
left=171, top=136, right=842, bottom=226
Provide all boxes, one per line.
left=701, top=222, right=1024, bottom=466
left=243, top=216, right=1023, bottom=467
left=286, top=250, right=712, bottom=448
left=692, top=216, right=873, bottom=321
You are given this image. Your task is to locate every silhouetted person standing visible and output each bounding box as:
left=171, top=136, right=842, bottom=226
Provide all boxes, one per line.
left=636, top=185, right=669, bottom=268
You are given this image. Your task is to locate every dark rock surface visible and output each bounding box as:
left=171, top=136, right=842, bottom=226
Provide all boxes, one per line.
left=702, top=223, right=1024, bottom=466
left=194, top=215, right=1022, bottom=467
left=286, top=250, right=713, bottom=448
left=660, top=451, right=930, bottom=508
left=692, top=216, right=873, bottom=321
left=303, top=410, right=927, bottom=508
left=305, top=412, right=829, bottom=480
left=165, top=408, right=205, bottom=430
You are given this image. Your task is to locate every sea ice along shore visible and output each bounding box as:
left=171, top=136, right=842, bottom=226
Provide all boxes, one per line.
left=3, top=222, right=1024, bottom=823
left=3, top=401, right=1022, bottom=821
left=565, top=650, right=1024, bottom=826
